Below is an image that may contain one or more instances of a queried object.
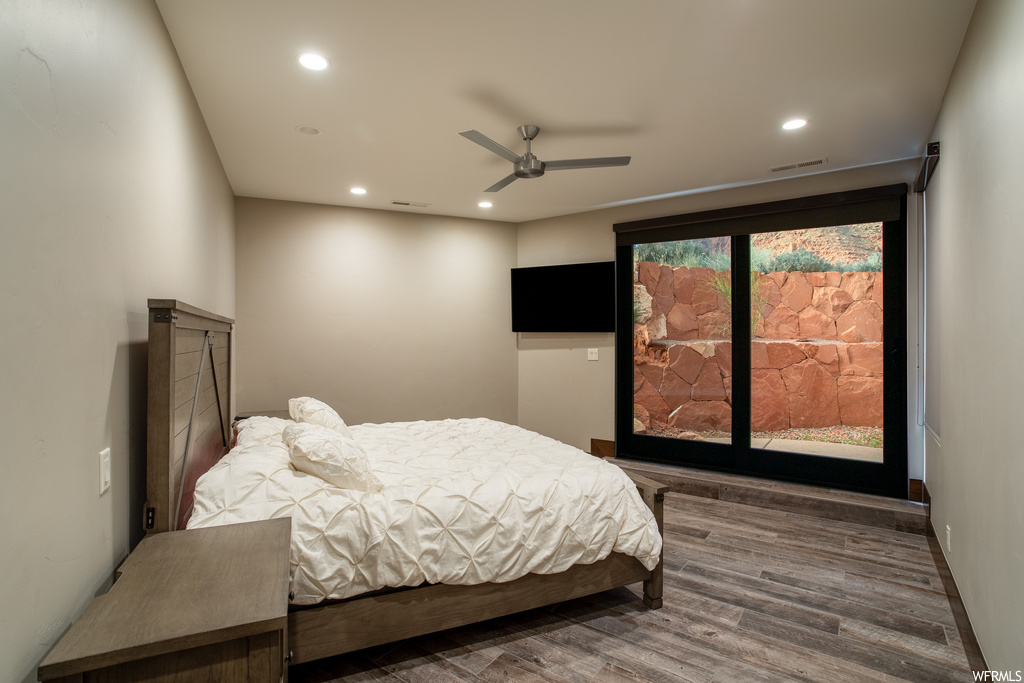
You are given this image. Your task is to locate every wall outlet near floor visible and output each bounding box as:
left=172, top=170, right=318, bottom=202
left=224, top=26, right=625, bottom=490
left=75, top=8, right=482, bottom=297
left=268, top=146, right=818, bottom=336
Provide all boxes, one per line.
left=945, top=524, right=951, bottom=553
left=587, top=348, right=599, bottom=361
left=99, top=447, right=111, bottom=495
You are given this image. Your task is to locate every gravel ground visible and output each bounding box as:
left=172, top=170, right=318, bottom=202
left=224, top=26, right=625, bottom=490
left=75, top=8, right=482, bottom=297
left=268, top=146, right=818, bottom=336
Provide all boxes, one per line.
left=754, top=426, right=883, bottom=448
left=645, top=425, right=884, bottom=448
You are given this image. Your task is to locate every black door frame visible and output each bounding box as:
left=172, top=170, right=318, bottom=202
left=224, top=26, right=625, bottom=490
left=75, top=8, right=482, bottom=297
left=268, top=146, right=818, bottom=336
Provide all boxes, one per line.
left=614, top=185, right=909, bottom=499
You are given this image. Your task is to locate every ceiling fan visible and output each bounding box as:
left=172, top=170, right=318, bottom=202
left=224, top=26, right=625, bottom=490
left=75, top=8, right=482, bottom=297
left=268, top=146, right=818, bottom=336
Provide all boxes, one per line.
left=459, top=125, right=631, bottom=192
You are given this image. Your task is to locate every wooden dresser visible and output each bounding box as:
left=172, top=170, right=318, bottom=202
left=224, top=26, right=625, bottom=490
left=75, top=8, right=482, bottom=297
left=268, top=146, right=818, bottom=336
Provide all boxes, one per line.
left=38, top=519, right=291, bottom=682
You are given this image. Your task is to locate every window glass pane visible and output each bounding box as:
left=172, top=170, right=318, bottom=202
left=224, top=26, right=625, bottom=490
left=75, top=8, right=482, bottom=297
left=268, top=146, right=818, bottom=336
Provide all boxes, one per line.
left=750, top=224, right=884, bottom=461
left=633, top=239, right=732, bottom=444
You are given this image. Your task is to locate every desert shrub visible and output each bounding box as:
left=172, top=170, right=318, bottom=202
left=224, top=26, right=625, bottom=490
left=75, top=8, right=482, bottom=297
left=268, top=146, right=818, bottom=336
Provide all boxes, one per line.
left=637, top=242, right=882, bottom=274
left=634, top=241, right=706, bottom=267
left=700, top=251, right=731, bottom=272
left=766, top=248, right=833, bottom=273
left=750, top=247, right=773, bottom=273
left=634, top=241, right=731, bottom=271
left=711, top=271, right=768, bottom=339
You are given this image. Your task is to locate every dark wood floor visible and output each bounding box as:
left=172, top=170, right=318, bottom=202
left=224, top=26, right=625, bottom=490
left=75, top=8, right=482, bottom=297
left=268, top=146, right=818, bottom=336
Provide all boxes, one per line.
left=290, top=492, right=975, bottom=683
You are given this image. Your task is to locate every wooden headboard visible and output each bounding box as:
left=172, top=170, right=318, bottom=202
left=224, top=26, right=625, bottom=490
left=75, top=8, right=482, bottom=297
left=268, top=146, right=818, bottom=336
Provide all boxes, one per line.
left=145, top=299, right=234, bottom=534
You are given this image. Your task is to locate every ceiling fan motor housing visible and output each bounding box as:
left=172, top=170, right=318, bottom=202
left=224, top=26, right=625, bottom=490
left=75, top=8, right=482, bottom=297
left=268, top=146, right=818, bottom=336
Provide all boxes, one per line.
left=515, top=155, right=545, bottom=178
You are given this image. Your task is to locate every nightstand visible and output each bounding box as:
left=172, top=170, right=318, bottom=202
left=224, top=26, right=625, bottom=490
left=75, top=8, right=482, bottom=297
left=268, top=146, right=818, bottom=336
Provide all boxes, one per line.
left=38, top=518, right=291, bottom=682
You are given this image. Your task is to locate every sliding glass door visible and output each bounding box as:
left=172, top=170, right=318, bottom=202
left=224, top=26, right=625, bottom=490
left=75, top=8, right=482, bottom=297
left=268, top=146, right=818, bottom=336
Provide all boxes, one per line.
left=749, top=224, right=885, bottom=463
left=632, top=238, right=733, bottom=445
left=615, top=186, right=908, bottom=498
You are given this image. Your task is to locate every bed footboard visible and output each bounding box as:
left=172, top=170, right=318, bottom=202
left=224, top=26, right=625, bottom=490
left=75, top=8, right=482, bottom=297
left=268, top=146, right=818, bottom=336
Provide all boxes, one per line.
left=288, top=471, right=669, bottom=664
left=625, top=470, right=669, bottom=609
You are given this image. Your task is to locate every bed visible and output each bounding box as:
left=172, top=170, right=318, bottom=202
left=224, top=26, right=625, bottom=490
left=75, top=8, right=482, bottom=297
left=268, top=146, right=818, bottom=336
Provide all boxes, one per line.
left=145, top=299, right=667, bottom=665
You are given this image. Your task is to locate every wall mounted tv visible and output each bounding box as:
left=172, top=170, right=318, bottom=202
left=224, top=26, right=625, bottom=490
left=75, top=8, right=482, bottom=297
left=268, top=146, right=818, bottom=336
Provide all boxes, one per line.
left=510, top=261, right=615, bottom=332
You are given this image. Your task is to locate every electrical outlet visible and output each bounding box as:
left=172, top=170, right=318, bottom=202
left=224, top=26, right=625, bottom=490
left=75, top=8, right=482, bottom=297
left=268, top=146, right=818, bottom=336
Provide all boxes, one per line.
left=587, top=348, right=599, bottom=361
left=99, top=448, right=111, bottom=495
left=945, top=524, right=951, bottom=553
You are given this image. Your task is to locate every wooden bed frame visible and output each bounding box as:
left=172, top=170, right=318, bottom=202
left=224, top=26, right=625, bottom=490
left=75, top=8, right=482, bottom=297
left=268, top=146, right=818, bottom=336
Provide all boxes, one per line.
left=145, top=299, right=667, bottom=666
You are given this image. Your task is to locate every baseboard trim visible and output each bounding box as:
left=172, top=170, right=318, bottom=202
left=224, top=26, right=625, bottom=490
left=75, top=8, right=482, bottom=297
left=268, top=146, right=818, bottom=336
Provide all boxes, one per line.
left=924, top=517, right=987, bottom=673
left=909, top=478, right=925, bottom=503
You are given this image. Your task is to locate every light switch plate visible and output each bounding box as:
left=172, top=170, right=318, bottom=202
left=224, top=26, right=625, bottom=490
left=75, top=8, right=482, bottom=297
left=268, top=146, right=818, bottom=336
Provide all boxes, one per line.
left=99, top=447, right=111, bottom=495
left=587, top=348, right=599, bottom=361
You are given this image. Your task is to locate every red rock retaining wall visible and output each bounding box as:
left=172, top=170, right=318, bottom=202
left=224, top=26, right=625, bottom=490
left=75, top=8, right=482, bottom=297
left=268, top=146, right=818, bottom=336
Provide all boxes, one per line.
left=633, top=263, right=883, bottom=433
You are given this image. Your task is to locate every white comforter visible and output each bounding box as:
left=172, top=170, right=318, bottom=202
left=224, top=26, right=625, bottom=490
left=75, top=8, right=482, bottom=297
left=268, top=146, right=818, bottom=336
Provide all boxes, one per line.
left=187, top=416, right=662, bottom=604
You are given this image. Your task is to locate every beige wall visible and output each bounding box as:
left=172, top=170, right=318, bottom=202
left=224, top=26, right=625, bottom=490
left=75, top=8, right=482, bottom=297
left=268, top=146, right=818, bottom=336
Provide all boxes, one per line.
left=0, top=0, right=235, bottom=680
left=515, top=213, right=618, bottom=451
left=234, top=197, right=518, bottom=426
left=517, top=160, right=925, bottom=469
left=924, top=0, right=1024, bottom=668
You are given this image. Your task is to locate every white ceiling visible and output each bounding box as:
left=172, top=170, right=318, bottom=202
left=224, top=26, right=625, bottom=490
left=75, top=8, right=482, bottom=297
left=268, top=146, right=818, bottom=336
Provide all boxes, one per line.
left=156, top=0, right=976, bottom=224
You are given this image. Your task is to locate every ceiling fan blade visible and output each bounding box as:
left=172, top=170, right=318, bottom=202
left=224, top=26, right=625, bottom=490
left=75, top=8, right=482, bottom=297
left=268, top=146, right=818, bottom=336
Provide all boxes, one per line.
left=544, top=156, right=631, bottom=171
left=459, top=129, right=521, bottom=163
left=484, top=173, right=518, bottom=192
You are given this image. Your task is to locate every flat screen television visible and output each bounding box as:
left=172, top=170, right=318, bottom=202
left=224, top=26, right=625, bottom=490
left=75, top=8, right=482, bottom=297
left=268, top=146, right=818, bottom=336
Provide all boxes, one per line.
left=510, top=261, right=615, bottom=332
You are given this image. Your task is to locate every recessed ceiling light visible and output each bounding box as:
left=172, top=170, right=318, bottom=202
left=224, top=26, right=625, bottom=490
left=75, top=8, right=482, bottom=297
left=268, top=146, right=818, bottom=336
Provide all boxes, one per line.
left=298, top=52, right=329, bottom=71
left=350, top=187, right=367, bottom=195
left=782, top=118, right=807, bottom=130
left=478, top=201, right=493, bottom=208
left=295, top=125, right=320, bottom=135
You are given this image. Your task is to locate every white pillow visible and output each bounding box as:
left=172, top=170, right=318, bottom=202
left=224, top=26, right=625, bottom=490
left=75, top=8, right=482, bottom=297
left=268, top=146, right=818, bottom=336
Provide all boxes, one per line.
left=288, top=397, right=353, bottom=438
left=282, top=422, right=383, bottom=492
left=235, top=416, right=292, bottom=447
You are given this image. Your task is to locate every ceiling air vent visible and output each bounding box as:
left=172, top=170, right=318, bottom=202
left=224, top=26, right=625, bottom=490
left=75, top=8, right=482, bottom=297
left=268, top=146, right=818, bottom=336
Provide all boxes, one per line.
left=769, top=157, right=828, bottom=173
left=389, top=200, right=431, bottom=208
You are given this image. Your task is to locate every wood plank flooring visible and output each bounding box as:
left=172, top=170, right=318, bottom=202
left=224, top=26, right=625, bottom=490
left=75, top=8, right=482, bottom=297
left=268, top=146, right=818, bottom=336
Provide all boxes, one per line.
left=289, top=492, right=975, bottom=683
